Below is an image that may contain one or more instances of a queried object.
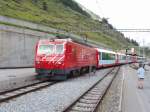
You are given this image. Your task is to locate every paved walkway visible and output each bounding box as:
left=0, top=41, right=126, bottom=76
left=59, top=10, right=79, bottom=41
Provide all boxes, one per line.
left=122, top=64, right=150, bottom=112
left=0, top=68, right=35, bottom=81
left=0, top=68, right=36, bottom=81
left=0, top=68, right=38, bottom=92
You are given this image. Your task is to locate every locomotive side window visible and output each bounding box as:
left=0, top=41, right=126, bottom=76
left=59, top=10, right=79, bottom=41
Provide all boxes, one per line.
left=38, top=44, right=54, bottom=55
left=56, top=44, right=64, bottom=54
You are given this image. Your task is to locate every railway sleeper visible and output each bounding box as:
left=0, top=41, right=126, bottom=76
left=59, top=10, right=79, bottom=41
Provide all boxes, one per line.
left=13, top=90, right=29, bottom=94
left=84, top=94, right=100, bottom=98
left=75, top=102, right=96, bottom=108
left=92, top=89, right=100, bottom=92
left=72, top=106, right=94, bottom=112
left=79, top=99, right=98, bottom=104
left=83, top=94, right=100, bottom=98
left=82, top=96, right=100, bottom=100
left=0, top=95, right=9, bottom=100
left=2, top=92, right=20, bottom=97
left=68, top=110, right=80, bottom=112
left=69, top=110, right=81, bottom=112
left=87, top=92, right=101, bottom=96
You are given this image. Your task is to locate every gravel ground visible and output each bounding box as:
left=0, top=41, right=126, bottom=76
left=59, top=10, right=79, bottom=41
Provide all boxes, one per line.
left=97, top=66, right=123, bottom=112
left=0, top=68, right=112, bottom=112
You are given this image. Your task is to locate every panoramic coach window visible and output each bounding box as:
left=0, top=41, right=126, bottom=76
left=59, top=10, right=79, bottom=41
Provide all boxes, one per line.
left=102, top=53, right=109, bottom=60
left=123, top=56, right=126, bottom=60
left=102, top=53, right=115, bottom=60
left=111, top=54, right=115, bottom=60
left=38, top=45, right=54, bottom=54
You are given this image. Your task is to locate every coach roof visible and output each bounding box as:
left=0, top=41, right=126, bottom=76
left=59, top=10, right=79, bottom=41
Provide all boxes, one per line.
left=96, top=48, right=116, bottom=54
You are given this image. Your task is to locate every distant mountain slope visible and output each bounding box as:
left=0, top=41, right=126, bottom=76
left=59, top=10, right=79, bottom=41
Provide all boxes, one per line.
left=0, top=0, right=138, bottom=49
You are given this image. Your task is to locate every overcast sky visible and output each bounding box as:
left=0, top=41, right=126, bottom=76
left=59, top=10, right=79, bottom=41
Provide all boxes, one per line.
left=75, top=0, right=150, bottom=46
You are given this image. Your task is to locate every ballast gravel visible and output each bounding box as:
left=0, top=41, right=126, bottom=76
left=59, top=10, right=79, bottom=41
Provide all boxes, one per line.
left=97, top=67, right=123, bottom=112
left=0, top=68, right=111, bottom=112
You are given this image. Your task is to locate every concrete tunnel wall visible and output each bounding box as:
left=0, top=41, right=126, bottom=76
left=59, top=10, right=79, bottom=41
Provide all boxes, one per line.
left=0, top=24, right=53, bottom=68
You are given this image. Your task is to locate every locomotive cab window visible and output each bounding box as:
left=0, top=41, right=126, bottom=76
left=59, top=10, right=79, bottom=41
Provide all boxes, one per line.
left=55, top=44, right=64, bottom=54
left=38, top=44, right=54, bottom=55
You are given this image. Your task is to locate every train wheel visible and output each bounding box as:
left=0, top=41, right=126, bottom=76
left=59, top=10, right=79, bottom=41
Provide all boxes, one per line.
left=76, top=70, right=81, bottom=76
left=92, top=67, right=96, bottom=74
left=71, top=71, right=75, bottom=77
left=80, top=68, right=85, bottom=75
left=72, top=70, right=80, bottom=77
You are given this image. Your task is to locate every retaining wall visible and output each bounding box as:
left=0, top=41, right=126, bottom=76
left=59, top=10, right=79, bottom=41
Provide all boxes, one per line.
left=0, top=24, right=53, bottom=68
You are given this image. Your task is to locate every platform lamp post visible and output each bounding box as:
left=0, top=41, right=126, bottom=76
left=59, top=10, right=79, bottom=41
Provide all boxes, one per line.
left=142, top=39, right=145, bottom=57
left=138, top=46, right=141, bottom=56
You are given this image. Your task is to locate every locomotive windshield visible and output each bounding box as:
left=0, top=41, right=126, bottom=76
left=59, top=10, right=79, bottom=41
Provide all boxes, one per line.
left=55, top=44, right=64, bottom=54
left=37, top=44, right=64, bottom=55
left=38, top=44, right=54, bottom=55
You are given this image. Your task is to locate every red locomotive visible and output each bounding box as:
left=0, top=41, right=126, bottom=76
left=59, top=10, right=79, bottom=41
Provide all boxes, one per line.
left=35, top=39, right=97, bottom=80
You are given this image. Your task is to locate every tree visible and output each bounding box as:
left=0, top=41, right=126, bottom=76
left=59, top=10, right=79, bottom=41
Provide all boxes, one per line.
left=43, top=2, right=48, bottom=11
left=13, top=0, right=22, bottom=3
left=32, top=0, right=38, bottom=4
left=102, top=18, right=108, bottom=24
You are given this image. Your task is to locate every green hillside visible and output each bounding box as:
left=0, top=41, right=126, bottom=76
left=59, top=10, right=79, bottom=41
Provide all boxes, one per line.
left=0, top=0, right=138, bottom=50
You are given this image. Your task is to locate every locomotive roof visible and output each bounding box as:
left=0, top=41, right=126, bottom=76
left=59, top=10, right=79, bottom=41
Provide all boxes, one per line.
left=38, top=39, right=70, bottom=44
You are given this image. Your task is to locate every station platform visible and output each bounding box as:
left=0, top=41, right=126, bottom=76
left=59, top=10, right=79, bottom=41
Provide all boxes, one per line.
left=0, top=68, right=39, bottom=92
left=122, top=64, right=150, bottom=112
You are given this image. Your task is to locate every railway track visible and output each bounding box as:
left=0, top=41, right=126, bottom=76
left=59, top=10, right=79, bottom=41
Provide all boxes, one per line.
left=63, top=67, right=120, bottom=112
left=0, top=80, right=57, bottom=103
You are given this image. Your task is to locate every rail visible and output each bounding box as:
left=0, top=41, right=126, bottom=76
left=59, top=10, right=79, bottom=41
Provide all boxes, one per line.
left=0, top=80, right=58, bottom=103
